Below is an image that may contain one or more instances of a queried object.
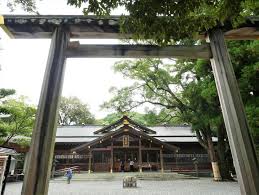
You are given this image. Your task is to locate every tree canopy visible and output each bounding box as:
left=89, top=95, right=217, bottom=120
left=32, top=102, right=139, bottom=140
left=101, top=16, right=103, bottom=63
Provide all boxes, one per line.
left=4, top=0, right=37, bottom=13
left=0, top=88, right=16, bottom=99
left=97, top=110, right=176, bottom=126
left=0, top=95, right=36, bottom=146
left=58, top=96, right=95, bottom=125
left=68, top=0, right=259, bottom=45
left=10, top=1, right=258, bottom=45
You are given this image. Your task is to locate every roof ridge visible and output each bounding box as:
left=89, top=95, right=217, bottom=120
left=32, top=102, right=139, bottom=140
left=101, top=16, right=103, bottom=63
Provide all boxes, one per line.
left=58, top=125, right=104, bottom=128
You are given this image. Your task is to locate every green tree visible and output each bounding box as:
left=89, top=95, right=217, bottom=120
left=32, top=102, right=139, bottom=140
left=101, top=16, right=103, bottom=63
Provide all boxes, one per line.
left=0, top=97, right=36, bottom=146
left=58, top=96, right=95, bottom=125
left=3, top=0, right=37, bottom=13
left=0, top=88, right=16, bottom=143
left=101, top=58, right=224, bottom=180
left=102, top=40, right=259, bottom=179
left=227, top=40, right=259, bottom=158
left=69, top=0, right=259, bottom=45
left=97, top=110, right=173, bottom=126
left=0, top=88, right=15, bottom=99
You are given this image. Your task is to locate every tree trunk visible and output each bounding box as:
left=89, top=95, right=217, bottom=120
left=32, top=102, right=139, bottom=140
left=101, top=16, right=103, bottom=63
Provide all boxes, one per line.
left=217, top=123, right=234, bottom=180
left=207, top=134, right=222, bottom=181
left=196, top=129, right=222, bottom=181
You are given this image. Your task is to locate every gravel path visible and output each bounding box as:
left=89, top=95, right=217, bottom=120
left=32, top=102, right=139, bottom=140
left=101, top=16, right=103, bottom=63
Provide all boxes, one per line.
left=5, top=178, right=240, bottom=195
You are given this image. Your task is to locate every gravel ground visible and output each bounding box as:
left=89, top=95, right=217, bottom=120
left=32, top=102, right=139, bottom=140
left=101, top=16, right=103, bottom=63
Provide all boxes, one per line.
left=5, top=178, right=240, bottom=195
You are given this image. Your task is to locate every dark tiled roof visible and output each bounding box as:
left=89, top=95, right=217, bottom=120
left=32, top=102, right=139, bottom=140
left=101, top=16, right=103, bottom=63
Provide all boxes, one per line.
left=0, top=147, right=17, bottom=155
left=55, top=124, right=201, bottom=143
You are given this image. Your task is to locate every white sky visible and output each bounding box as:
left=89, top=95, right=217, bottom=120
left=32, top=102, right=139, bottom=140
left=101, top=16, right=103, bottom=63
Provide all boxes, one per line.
left=0, top=0, right=136, bottom=119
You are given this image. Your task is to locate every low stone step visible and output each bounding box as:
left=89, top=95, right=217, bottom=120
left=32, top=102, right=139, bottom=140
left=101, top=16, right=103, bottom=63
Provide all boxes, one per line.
left=52, top=172, right=198, bottom=181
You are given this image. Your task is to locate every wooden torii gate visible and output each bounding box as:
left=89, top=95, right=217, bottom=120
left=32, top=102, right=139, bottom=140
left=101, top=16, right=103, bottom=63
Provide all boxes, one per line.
left=0, top=15, right=259, bottom=195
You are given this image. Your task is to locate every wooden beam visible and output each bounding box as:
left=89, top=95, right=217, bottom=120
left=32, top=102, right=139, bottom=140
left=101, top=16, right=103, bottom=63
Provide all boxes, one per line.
left=110, top=140, right=113, bottom=173
left=2, top=15, right=259, bottom=40
left=66, top=44, right=212, bottom=59
left=139, top=139, right=142, bottom=173
left=160, top=149, right=164, bottom=173
left=88, top=150, right=92, bottom=174
left=224, top=27, right=259, bottom=40
left=21, top=27, right=69, bottom=195
left=113, top=146, right=139, bottom=149
left=91, top=148, right=111, bottom=151
left=141, top=147, right=160, bottom=151
left=208, top=28, right=259, bottom=195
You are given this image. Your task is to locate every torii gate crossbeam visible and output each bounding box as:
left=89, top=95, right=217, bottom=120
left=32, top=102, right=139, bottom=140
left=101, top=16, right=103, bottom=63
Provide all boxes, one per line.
left=1, top=15, right=259, bottom=195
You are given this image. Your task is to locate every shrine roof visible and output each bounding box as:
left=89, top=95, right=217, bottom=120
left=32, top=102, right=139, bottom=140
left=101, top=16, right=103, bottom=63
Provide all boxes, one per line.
left=55, top=118, right=198, bottom=143
left=72, top=125, right=180, bottom=152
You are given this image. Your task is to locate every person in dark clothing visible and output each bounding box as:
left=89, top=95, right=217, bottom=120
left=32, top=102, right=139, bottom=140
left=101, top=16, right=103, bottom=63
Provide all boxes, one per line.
left=120, top=161, right=125, bottom=172
left=130, top=160, right=134, bottom=172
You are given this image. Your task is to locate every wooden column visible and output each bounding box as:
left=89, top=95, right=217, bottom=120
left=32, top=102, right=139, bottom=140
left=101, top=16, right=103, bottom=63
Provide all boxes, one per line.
left=208, top=28, right=259, bottom=195
left=22, top=27, right=69, bottom=195
left=92, top=151, right=94, bottom=172
left=0, top=156, right=8, bottom=193
left=88, top=150, right=92, bottom=174
left=160, top=149, right=164, bottom=173
left=110, top=140, right=113, bottom=173
left=138, top=138, right=142, bottom=173
left=101, top=152, right=104, bottom=164
left=1, top=155, right=11, bottom=195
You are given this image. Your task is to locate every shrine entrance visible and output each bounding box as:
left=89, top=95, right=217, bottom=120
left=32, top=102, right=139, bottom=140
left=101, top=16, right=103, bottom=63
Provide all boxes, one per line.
left=113, top=149, right=138, bottom=172
left=1, top=15, right=258, bottom=195
left=72, top=116, right=178, bottom=173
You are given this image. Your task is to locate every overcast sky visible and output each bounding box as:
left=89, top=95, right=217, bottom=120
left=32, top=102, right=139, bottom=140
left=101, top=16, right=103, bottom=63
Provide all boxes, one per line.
left=0, top=0, right=136, bottom=119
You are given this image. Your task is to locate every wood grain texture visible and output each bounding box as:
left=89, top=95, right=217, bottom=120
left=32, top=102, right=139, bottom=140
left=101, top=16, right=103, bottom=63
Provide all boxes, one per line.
left=139, top=139, right=142, bottom=172
left=66, top=44, right=212, bottom=59
left=208, top=28, right=259, bottom=195
left=160, top=149, right=164, bottom=173
left=21, top=27, right=69, bottom=195
left=2, top=15, right=259, bottom=40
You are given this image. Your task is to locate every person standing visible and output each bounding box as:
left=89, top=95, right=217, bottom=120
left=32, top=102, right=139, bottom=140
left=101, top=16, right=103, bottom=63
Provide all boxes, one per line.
left=130, top=160, right=134, bottom=172
left=120, top=161, right=125, bottom=172
left=65, top=168, right=73, bottom=184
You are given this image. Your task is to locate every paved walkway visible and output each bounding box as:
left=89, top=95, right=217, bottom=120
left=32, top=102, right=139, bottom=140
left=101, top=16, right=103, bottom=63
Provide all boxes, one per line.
left=5, top=178, right=240, bottom=195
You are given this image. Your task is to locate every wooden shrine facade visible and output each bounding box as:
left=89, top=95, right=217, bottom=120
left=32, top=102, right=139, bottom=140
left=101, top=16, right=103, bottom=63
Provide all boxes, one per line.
left=1, top=15, right=259, bottom=195
left=53, top=116, right=211, bottom=173
left=71, top=116, right=178, bottom=173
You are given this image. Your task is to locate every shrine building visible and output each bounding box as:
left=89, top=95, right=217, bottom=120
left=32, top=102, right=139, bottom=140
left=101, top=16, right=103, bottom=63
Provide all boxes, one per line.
left=54, top=116, right=212, bottom=173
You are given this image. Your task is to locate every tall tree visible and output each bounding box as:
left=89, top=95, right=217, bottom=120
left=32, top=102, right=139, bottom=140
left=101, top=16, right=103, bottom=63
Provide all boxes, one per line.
left=102, top=40, right=259, bottom=179
left=58, top=96, right=95, bottom=125
left=227, top=40, right=259, bottom=159
left=0, top=97, right=36, bottom=146
left=101, top=58, right=223, bottom=180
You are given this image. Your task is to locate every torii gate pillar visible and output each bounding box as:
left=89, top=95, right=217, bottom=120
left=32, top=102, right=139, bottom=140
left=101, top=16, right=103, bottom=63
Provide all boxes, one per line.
left=208, top=28, right=259, bottom=195
left=21, top=26, right=69, bottom=195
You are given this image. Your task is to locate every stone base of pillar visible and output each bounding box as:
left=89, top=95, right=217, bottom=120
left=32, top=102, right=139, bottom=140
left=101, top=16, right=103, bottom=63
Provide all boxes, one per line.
left=110, top=169, right=113, bottom=173
left=88, top=170, right=91, bottom=174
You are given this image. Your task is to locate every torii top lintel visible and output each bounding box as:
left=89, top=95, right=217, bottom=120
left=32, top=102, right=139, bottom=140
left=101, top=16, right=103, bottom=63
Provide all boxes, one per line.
left=0, top=15, right=121, bottom=39
left=1, top=15, right=259, bottom=40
